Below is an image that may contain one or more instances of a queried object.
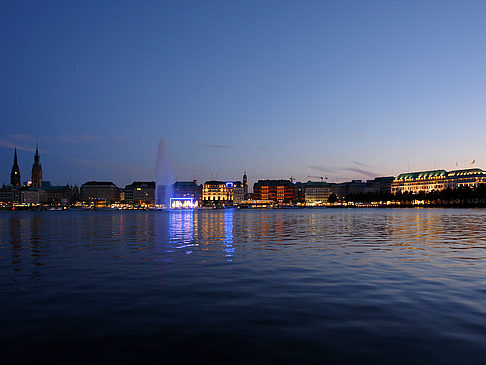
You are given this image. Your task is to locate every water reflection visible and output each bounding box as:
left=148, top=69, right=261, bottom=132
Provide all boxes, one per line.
left=160, top=209, right=236, bottom=260
left=10, top=217, right=22, bottom=276
left=169, top=210, right=196, bottom=253
left=223, top=209, right=234, bottom=262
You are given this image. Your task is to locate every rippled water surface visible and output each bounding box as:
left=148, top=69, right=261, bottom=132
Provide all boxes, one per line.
left=2, top=208, right=486, bottom=364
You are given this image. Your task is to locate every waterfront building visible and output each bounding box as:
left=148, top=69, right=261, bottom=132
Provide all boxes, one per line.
left=10, top=148, right=21, bottom=187
left=31, top=144, right=43, bottom=189
left=124, top=181, right=155, bottom=205
left=331, top=180, right=366, bottom=200
left=253, top=180, right=294, bottom=204
left=294, top=182, right=306, bottom=204
left=42, top=182, right=79, bottom=205
left=0, top=185, right=13, bottom=204
left=303, top=181, right=332, bottom=205
left=364, top=176, right=395, bottom=194
left=391, top=168, right=486, bottom=194
left=233, top=182, right=245, bottom=204
left=294, top=181, right=332, bottom=205
left=22, top=189, right=47, bottom=205
left=173, top=180, right=202, bottom=203
left=80, top=181, right=121, bottom=203
left=202, top=181, right=234, bottom=207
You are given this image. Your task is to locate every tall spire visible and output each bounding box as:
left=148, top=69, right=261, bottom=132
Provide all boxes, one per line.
left=10, top=148, right=21, bottom=187
left=243, top=171, right=248, bottom=195
left=32, top=141, right=43, bottom=188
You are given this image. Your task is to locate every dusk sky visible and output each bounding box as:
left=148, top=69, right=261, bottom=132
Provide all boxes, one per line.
left=2, top=1, right=486, bottom=188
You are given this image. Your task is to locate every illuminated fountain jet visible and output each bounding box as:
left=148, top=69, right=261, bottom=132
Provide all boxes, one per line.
left=154, top=139, right=173, bottom=209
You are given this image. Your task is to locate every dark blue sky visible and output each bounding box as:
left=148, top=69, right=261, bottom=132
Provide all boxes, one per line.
left=2, top=1, right=486, bottom=188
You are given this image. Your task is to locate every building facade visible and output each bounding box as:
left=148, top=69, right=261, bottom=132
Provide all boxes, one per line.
left=364, top=176, right=395, bottom=194
left=233, top=182, right=245, bottom=204
left=253, top=180, right=295, bottom=204
left=391, top=168, right=486, bottom=194
left=80, top=181, right=121, bottom=203
left=43, top=182, right=79, bottom=205
left=303, top=181, right=332, bottom=205
left=173, top=180, right=202, bottom=203
left=124, top=181, right=155, bottom=206
left=331, top=180, right=366, bottom=199
left=202, top=181, right=234, bottom=206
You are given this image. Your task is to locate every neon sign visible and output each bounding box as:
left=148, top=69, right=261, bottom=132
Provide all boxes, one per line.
left=170, top=197, right=197, bottom=209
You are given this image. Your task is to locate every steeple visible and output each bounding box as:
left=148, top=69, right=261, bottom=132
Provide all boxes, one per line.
left=243, top=171, right=248, bottom=195
left=10, top=148, right=21, bottom=187
left=31, top=142, right=43, bottom=188
left=35, top=141, right=40, bottom=164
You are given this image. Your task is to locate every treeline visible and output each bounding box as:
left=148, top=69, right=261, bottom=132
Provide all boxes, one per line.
left=328, top=185, right=486, bottom=206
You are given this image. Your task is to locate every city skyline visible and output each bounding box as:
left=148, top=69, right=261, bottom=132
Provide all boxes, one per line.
left=2, top=1, right=486, bottom=187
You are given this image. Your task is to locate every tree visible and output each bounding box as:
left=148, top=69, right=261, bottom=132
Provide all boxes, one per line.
left=327, top=193, right=338, bottom=204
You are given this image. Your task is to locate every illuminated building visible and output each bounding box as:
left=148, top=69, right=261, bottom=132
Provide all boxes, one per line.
left=31, top=143, right=42, bottom=189
left=233, top=182, right=245, bottom=204
left=173, top=180, right=202, bottom=203
left=304, top=181, right=332, bottom=205
left=253, top=180, right=294, bottom=204
left=170, top=197, right=198, bottom=209
left=10, top=148, right=20, bottom=187
left=293, top=181, right=332, bottom=205
left=202, top=181, right=234, bottom=207
left=80, top=181, right=121, bottom=203
left=391, top=168, right=486, bottom=194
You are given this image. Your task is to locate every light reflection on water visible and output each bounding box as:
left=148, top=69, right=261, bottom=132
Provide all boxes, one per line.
left=2, top=208, right=486, bottom=363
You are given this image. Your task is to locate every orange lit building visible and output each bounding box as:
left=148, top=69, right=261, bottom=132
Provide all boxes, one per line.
left=253, top=180, right=295, bottom=204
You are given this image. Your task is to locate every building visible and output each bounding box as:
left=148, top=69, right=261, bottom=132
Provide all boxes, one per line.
left=10, top=148, right=20, bottom=187
left=80, top=181, right=121, bottom=203
left=173, top=180, right=202, bottom=203
left=391, top=168, right=486, bottom=194
left=364, top=176, right=395, bottom=194
left=253, top=179, right=295, bottom=204
left=303, top=181, right=332, bottom=205
left=233, top=181, right=245, bottom=204
left=31, top=144, right=43, bottom=189
left=22, top=189, right=47, bottom=205
left=294, top=181, right=331, bottom=205
left=42, top=182, right=79, bottom=205
left=124, top=181, right=155, bottom=206
left=0, top=185, right=14, bottom=204
left=202, top=181, right=234, bottom=207
left=331, top=180, right=366, bottom=200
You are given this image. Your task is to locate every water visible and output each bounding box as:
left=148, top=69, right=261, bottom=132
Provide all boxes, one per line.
left=1, top=208, right=486, bottom=364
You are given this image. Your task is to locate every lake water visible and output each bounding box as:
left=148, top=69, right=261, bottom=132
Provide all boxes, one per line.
left=1, top=208, right=486, bottom=364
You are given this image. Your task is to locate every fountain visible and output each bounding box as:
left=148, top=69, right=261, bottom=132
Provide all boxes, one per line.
left=154, top=139, right=173, bottom=209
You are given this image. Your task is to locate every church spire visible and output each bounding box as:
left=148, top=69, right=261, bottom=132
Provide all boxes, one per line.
left=10, top=148, right=21, bottom=187
left=32, top=142, right=43, bottom=188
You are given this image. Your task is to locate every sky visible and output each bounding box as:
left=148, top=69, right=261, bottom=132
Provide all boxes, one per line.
left=2, top=0, right=486, bottom=188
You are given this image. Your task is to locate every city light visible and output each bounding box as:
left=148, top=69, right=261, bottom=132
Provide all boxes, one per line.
left=170, top=197, right=198, bottom=209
